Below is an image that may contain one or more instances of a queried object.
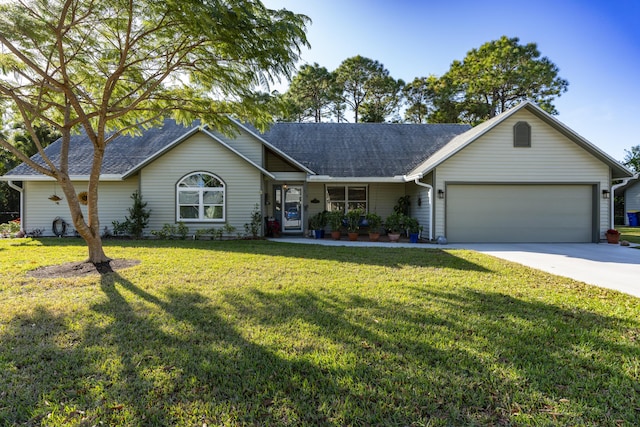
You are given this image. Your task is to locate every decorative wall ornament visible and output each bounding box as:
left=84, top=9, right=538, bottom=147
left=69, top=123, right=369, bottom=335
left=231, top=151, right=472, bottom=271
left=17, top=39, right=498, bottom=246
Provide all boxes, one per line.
left=78, top=191, right=88, bottom=205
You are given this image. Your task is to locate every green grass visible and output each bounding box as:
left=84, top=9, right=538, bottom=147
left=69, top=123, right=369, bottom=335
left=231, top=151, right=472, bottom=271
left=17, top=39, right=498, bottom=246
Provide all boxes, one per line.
left=1, top=238, right=639, bottom=426
left=618, top=226, right=640, bottom=244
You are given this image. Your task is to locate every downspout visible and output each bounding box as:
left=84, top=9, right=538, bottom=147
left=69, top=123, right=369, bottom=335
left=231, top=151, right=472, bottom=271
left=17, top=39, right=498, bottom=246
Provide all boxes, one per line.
left=412, top=178, right=433, bottom=241
left=7, top=181, right=24, bottom=232
left=611, top=173, right=640, bottom=229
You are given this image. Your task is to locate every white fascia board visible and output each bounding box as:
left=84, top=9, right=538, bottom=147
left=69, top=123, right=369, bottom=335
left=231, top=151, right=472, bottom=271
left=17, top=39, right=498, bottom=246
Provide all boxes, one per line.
left=1, top=174, right=125, bottom=181
left=522, top=103, right=633, bottom=178
left=200, top=128, right=276, bottom=180
left=307, top=175, right=406, bottom=183
left=229, top=118, right=316, bottom=175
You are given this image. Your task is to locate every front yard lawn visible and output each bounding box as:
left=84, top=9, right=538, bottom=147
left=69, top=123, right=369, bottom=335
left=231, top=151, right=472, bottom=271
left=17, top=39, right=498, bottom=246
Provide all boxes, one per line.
left=1, top=238, right=639, bottom=426
left=618, top=225, right=640, bottom=244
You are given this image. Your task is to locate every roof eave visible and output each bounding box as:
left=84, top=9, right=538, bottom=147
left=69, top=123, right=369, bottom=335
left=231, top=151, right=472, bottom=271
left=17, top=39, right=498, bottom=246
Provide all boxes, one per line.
left=0, top=174, right=125, bottom=181
left=307, top=175, right=406, bottom=183
left=520, top=103, right=633, bottom=179
left=407, top=101, right=633, bottom=179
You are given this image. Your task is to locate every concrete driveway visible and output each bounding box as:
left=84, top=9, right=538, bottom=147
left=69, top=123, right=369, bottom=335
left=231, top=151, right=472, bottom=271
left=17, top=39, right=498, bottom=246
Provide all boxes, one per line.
left=450, top=243, right=640, bottom=298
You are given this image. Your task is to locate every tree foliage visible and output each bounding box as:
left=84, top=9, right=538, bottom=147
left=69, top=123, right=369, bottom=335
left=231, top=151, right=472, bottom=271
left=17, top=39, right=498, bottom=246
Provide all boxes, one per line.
left=334, top=55, right=399, bottom=123
left=403, top=76, right=437, bottom=124
left=277, top=36, right=567, bottom=126
left=0, top=0, right=308, bottom=262
left=360, top=74, right=404, bottom=123
left=435, top=36, right=568, bottom=124
left=0, top=123, right=60, bottom=219
left=623, top=145, right=640, bottom=172
left=279, top=63, right=336, bottom=122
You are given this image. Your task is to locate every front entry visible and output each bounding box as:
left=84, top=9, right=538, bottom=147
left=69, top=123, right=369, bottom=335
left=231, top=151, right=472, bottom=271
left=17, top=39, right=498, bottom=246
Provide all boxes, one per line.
left=274, top=185, right=304, bottom=233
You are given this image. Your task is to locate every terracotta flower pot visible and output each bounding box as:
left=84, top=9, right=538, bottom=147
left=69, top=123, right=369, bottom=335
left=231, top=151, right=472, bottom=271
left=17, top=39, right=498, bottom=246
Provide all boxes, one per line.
left=331, top=230, right=341, bottom=240
left=369, top=232, right=380, bottom=242
left=606, top=232, right=620, bottom=244
left=348, top=232, right=359, bottom=241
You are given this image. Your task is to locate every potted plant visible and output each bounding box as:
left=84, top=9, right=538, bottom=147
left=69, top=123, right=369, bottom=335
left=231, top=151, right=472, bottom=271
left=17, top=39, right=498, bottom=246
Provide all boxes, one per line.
left=345, top=208, right=363, bottom=241
left=327, top=210, right=344, bottom=240
left=309, top=211, right=327, bottom=239
left=605, top=228, right=620, bottom=244
left=404, top=216, right=421, bottom=243
left=385, top=212, right=405, bottom=242
left=365, top=212, right=382, bottom=242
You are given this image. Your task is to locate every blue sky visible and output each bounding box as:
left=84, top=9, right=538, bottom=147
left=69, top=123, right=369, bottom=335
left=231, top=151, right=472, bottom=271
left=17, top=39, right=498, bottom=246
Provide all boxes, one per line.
left=263, top=0, right=639, bottom=162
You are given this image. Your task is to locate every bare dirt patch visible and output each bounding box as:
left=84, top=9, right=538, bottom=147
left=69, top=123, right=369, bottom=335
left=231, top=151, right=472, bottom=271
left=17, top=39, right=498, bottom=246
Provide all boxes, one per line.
left=27, top=259, right=141, bottom=279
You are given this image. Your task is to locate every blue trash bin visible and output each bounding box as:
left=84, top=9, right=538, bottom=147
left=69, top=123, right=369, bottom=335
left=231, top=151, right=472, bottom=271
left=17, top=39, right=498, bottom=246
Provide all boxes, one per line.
left=627, top=212, right=639, bottom=227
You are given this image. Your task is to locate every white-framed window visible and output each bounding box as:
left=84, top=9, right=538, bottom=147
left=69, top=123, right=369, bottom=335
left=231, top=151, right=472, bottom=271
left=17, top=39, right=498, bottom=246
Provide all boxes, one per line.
left=326, top=185, right=368, bottom=213
left=176, top=172, right=225, bottom=222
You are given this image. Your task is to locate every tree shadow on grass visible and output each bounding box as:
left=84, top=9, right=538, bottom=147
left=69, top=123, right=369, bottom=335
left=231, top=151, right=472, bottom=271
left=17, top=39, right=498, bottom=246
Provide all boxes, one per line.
left=0, top=307, right=79, bottom=425
left=406, top=286, right=640, bottom=420
left=208, top=240, right=493, bottom=270
left=2, top=271, right=638, bottom=425
left=214, top=286, right=640, bottom=424
left=19, top=238, right=492, bottom=272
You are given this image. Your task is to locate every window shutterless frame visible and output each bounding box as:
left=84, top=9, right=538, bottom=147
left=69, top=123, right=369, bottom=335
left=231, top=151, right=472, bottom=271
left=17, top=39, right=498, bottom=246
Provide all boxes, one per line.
left=176, top=172, right=225, bottom=222
left=325, top=185, right=368, bottom=213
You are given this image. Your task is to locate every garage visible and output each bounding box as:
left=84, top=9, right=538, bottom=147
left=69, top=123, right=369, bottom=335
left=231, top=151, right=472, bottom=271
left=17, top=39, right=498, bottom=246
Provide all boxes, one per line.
left=446, top=184, right=596, bottom=243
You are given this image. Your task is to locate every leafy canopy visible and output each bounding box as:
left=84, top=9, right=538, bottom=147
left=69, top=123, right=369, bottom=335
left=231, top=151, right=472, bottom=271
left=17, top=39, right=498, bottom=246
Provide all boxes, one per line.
left=0, top=0, right=309, bottom=262
left=403, top=76, right=437, bottom=124
left=334, top=55, right=400, bottom=123
left=279, top=63, right=336, bottom=123
left=0, top=0, right=310, bottom=165
left=623, top=145, right=640, bottom=172
left=433, top=36, right=568, bottom=124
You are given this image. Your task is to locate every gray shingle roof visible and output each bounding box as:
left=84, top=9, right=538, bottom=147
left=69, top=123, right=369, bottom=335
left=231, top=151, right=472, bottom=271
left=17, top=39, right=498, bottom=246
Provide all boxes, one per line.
left=260, top=122, right=471, bottom=177
left=6, top=119, right=199, bottom=177
left=5, top=119, right=471, bottom=178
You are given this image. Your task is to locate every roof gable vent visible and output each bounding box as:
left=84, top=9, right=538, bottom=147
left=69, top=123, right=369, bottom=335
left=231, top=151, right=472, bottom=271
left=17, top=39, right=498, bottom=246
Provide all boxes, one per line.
left=514, top=121, right=531, bottom=147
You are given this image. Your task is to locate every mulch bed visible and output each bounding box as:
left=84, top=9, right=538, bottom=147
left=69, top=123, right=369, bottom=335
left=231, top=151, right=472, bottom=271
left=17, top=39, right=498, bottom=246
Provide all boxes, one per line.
left=27, top=259, right=140, bottom=279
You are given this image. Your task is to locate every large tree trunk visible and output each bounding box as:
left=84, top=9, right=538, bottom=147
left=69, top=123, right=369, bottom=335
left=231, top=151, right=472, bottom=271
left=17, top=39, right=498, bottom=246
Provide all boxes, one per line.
left=85, top=231, right=110, bottom=264
left=59, top=175, right=112, bottom=264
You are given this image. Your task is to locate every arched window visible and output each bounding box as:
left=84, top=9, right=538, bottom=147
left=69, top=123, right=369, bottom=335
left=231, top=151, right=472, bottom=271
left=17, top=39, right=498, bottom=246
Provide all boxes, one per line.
left=176, top=172, right=225, bottom=221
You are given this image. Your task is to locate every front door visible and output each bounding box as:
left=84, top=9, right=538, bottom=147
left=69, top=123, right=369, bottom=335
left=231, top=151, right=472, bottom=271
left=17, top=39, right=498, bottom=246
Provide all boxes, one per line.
left=274, top=185, right=304, bottom=233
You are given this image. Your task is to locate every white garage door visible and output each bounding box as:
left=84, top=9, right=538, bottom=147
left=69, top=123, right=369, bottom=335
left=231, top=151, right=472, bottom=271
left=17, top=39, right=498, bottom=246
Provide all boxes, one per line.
left=446, top=184, right=594, bottom=243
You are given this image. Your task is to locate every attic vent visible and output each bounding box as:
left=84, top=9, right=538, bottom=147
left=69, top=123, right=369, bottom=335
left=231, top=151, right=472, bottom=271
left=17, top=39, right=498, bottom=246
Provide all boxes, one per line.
left=513, top=121, right=531, bottom=147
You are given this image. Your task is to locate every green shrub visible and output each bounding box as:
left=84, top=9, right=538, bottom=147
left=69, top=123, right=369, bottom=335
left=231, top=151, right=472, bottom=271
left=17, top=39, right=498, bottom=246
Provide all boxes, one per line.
left=244, top=204, right=262, bottom=238
left=125, top=192, right=151, bottom=238
left=0, top=220, right=20, bottom=237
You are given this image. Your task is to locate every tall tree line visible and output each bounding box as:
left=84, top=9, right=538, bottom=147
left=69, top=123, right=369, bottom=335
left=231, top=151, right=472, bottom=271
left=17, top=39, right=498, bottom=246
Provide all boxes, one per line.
left=277, top=36, right=569, bottom=124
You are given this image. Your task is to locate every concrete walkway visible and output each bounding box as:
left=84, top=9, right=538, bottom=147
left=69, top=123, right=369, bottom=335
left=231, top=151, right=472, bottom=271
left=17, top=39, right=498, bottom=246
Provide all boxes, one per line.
left=270, top=237, right=640, bottom=298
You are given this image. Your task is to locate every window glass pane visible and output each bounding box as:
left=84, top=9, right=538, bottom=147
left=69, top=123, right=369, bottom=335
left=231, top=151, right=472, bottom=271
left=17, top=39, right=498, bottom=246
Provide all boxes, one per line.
left=327, top=186, right=345, bottom=201
left=202, top=175, right=223, bottom=188
left=328, top=202, right=345, bottom=213
left=204, top=205, right=223, bottom=219
left=203, top=190, right=223, bottom=204
left=179, top=173, right=224, bottom=188
left=179, top=191, right=199, bottom=204
left=177, top=172, right=225, bottom=221
left=179, top=206, right=199, bottom=219
left=348, top=202, right=367, bottom=211
left=179, top=175, right=200, bottom=187
left=349, top=186, right=367, bottom=201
